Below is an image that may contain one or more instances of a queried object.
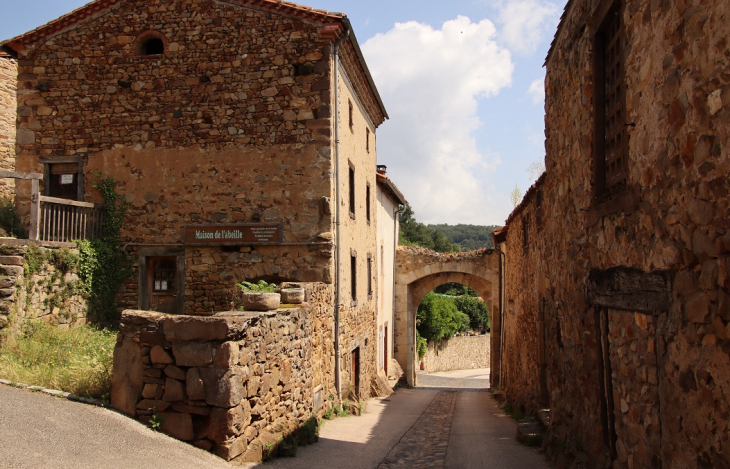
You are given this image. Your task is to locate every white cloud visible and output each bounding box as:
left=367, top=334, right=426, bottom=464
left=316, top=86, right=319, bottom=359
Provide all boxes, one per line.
left=527, top=76, right=545, bottom=104
left=362, top=16, right=514, bottom=224
left=496, top=0, right=561, bottom=56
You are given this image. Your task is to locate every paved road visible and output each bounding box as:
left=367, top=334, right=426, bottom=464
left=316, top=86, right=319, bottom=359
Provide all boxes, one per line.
left=0, top=384, right=231, bottom=469
left=258, top=369, right=551, bottom=469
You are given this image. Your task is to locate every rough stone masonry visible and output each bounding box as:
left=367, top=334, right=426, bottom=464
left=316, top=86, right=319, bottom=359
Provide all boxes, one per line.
left=112, top=283, right=335, bottom=462
left=498, top=0, right=730, bottom=467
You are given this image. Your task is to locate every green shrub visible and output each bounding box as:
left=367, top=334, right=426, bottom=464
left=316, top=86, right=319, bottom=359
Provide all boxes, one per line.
left=416, top=332, right=427, bottom=360
left=0, top=196, right=26, bottom=238
left=416, top=291, right=468, bottom=343
left=454, top=295, right=490, bottom=331
left=237, top=280, right=279, bottom=293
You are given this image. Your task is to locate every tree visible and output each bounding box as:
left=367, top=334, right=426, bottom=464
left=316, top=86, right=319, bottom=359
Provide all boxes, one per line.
left=399, top=206, right=460, bottom=253
left=510, top=184, right=523, bottom=208
left=454, top=296, right=490, bottom=332
left=417, top=291, right=470, bottom=343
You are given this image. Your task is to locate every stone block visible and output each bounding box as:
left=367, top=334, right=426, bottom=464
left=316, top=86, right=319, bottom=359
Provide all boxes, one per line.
left=149, top=345, right=174, bottom=364
left=172, top=342, right=214, bottom=367
left=111, top=337, right=144, bottom=417
left=162, top=378, right=186, bottom=402
left=136, top=399, right=170, bottom=412
left=171, top=403, right=211, bottom=416
left=200, top=367, right=245, bottom=408
left=213, top=341, right=239, bottom=367
left=162, top=316, right=234, bottom=341
left=164, top=365, right=187, bottom=380
left=203, top=402, right=251, bottom=441
left=215, top=435, right=249, bottom=461
left=141, top=384, right=158, bottom=399
left=159, top=412, right=194, bottom=441
left=186, top=368, right=206, bottom=401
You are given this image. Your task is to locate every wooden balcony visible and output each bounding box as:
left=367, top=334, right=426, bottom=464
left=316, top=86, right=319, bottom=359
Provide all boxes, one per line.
left=0, top=171, right=104, bottom=245
left=36, top=196, right=104, bottom=243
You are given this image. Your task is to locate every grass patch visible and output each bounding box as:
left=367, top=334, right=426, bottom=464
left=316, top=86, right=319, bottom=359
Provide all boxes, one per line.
left=0, top=321, right=116, bottom=400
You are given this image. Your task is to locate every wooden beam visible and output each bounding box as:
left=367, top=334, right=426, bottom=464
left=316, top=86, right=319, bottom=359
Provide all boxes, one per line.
left=39, top=195, right=99, bottom=209
left=586, top=267, right=672, bottom=314
left=0, top=171, right=43, bottom=180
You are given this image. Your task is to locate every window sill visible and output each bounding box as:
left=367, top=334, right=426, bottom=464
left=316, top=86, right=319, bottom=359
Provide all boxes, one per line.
left=349, top=212, right=355, bottom=220
left=350, top=300, right=357, bottom=307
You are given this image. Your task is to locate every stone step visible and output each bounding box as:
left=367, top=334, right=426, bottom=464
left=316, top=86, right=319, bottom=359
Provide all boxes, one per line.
left=517, top=416, right=544, bottom=447
left=0, top=255, right=24, bottom=266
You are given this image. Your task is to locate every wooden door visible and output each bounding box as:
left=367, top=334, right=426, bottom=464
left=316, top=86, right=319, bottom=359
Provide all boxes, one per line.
left=351, top=347, right=360, bottom=398
left=147, top=257, right=177, bottom=314
left=384, top=325, right=389, bottom=376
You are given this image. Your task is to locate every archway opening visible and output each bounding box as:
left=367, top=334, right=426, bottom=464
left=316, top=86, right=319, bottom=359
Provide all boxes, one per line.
left=414, top=282, right=491, bottom=388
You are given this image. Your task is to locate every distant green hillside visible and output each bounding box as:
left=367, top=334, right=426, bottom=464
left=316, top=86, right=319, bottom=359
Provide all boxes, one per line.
left=427, top=224, right=501, bottom=251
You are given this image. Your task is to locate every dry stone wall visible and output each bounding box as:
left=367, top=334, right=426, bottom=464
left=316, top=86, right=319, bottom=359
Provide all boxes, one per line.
left=0, top=242, right=87, bottom=332
left=111, top=283, right=335, bottom=462
left=501, top=0, right=730, bottom=467
left=422, top=334, right=490, bottom=373
left=0, top=53, right=16, bottom=199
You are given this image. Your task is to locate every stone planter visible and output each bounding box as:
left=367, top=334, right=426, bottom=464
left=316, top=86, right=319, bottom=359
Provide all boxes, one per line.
left=241, top=292, right=281, bottom=311
left=280, top=288, right=305, bottom=304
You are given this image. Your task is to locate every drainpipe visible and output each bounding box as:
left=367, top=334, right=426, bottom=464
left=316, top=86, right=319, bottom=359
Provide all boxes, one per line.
left=332, top=27, right=350, bottom=402
left=391, top=204, right=405, bottom=367
left=496, top=246, right=506, bottom=389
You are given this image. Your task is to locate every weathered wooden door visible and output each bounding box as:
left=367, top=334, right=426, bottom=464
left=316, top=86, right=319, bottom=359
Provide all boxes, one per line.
left=147, top=257, right=177, bottom=314
left=351, top=347, right=360, bottom=398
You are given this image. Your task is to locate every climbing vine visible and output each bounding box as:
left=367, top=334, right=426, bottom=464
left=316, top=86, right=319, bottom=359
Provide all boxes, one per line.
left=76, top=173, right=131, bottom=325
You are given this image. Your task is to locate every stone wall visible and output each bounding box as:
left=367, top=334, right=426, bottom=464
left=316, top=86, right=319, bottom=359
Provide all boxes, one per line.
left=111, top=282, right=335, bottom=462
left=0, top=242, right=88, bottom=332
left=0, top=53, right=16, bottom=199
left=500, top=0, right=730, bottom=467
left=422, top=334, right=490, bottom=373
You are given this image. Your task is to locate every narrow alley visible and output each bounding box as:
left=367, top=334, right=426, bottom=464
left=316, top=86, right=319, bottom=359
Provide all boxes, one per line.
left=258, top=370, right=551, bottom=469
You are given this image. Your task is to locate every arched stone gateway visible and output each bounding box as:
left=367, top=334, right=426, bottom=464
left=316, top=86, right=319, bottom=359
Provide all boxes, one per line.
left=394, top=246, right=502, bottom=386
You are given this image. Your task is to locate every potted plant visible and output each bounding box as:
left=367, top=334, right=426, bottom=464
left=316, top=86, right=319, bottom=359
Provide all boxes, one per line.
left=237, top=280, right=280, bottom=311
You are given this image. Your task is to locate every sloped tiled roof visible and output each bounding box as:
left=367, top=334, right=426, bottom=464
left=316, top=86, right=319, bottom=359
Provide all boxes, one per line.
left=2, top=0, right=345, bottom=51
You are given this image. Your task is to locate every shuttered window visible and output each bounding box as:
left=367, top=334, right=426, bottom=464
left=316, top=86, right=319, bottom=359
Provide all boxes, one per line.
left=594, top=1, right=627, bottom=197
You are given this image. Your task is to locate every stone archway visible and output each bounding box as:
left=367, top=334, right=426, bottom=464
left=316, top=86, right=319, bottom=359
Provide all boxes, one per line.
left=394, top=246, right=501, bottom=386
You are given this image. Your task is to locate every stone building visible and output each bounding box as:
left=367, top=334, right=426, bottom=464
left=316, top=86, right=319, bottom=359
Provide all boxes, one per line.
left=375, top=165, right=407, bottom=380
left=496, top=0, right=730, bottom=467
left=0, top=51, right=17, bottom=198
left=2, top=0, right=393, bottom=402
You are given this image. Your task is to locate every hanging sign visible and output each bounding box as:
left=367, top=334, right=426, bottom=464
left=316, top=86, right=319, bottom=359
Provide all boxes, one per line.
left=184, top=223, right=283, bottom=245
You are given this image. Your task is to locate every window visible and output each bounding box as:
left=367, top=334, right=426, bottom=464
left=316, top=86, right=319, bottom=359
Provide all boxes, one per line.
left=42, top=159, right=83, bottom=201
left=523, top=213, right=530, bottom=253
left=366, top=128, right=370, bottom=152
left=136, top=31, right=166, bottom=57
left=366, top=183, right=371, bottom=224
left=350, top=254, right=357, bottom=304
left=367, top=255, right=373, bottom=298
left=348, top=100, right=354, bottom=130
left=349, top=165, right=355, bottom=218
left=594, top=0, right=626, bottom=198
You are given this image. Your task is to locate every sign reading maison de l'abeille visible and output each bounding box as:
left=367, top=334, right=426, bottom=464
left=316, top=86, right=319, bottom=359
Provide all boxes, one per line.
left=184, top=223, right=283, bottom=245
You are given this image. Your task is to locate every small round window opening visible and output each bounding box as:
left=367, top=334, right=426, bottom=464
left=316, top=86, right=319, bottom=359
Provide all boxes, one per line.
left=135, top=31, right=166, bottom=57
left=141, top=38, right=164, bottom=56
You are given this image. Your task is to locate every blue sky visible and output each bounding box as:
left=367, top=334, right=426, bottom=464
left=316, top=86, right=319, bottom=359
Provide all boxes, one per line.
left=1, top=0, right=567, bottom=225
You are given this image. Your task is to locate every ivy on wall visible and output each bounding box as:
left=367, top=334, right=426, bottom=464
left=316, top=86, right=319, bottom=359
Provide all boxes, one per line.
left=77, top=173, right=131, bottom=325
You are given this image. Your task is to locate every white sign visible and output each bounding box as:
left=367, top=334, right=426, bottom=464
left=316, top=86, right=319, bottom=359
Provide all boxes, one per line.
left=61, top=174, right=74, bottom=185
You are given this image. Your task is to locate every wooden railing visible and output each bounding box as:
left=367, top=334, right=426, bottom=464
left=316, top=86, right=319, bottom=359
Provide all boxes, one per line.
left=37, top=196, right=104, bottom=243
left=0, top=171, right=104, bottom=244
